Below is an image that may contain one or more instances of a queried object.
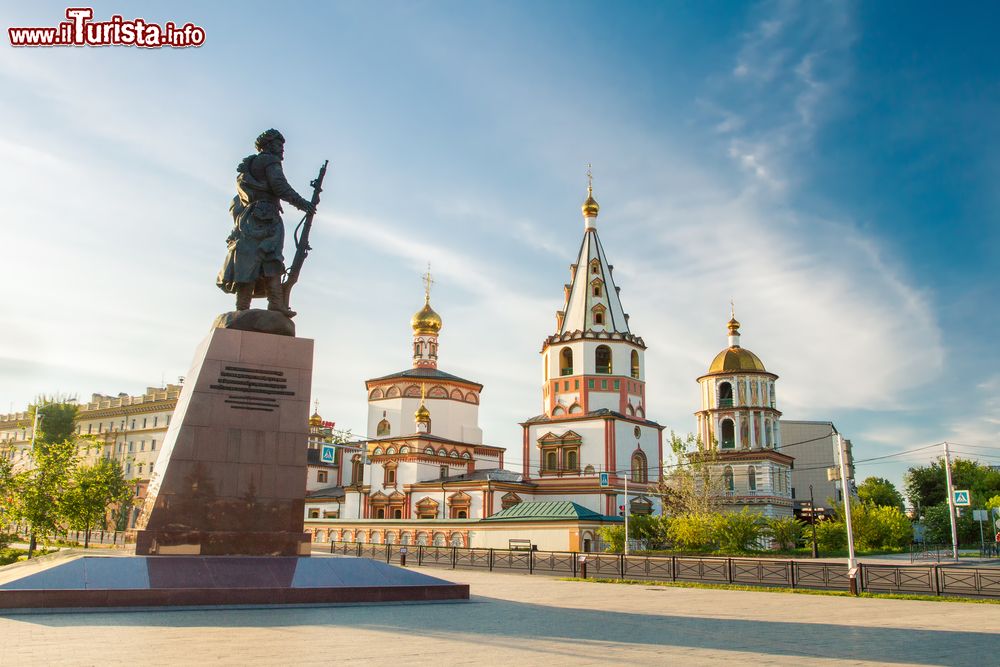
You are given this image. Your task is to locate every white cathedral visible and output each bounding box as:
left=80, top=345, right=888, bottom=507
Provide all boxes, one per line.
left=304, top=179, right=793, bottom=550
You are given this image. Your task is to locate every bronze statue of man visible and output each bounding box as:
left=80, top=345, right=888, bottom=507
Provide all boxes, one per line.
left=217, top=129, right=316, bottom=318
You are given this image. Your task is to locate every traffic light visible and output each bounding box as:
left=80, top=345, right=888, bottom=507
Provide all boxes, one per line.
left=618, top=504, right=625, bottom=516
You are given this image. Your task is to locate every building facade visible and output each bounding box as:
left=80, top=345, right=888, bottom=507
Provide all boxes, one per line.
left=780, top=420, right=855, bottom=518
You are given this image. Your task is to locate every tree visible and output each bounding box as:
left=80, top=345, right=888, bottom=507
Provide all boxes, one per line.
left=905, top=457, right=1000, bottom=512
left=8, top=436, right=79, bottom=557
left=858, top=477, right=905, bottom=511
left=62, top=458, right=131, bottom=548
left=7, top=400, right=82, bottom=558
left=656, top=432, right=723, bottom=516
left=923, top=503, right=977, bottom=545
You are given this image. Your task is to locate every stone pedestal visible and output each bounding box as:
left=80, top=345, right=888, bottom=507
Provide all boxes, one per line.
left=131, top=327, right=313, bottom=557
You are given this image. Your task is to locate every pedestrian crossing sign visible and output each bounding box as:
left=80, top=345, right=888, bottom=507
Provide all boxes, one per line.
left=599, top=472, right=610, bottom=487
left=321, top=444, right=336, bottom=463
left=953, top=489, right=970, bottom=506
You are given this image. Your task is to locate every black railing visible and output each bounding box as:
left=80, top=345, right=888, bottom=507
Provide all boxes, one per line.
left=326, top=541, right=1000, bottom=598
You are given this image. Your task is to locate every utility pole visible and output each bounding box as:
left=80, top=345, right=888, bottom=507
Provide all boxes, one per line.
left=837, top=434, right=858, bottom=594
left=809, top=484, right=819, bottom=558
left=943, top=441, right=959, bottom=560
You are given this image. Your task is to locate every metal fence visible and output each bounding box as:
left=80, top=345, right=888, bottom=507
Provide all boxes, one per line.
left=327, top=541, right=1000, bottom=598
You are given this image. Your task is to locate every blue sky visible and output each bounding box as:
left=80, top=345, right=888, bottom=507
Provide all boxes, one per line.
left=1, top=1, right=998, bottom=496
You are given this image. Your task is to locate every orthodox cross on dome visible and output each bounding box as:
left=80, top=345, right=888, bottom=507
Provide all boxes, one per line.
left=313, top=398, right=320, bottom=414
left=422, top=263, right=434, bottom=303
left=586, top=163, right=593, bottom=192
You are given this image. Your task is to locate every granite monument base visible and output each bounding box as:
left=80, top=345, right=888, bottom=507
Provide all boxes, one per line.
left=0, top=555, right=469, bottom=610
left=131, top=327, right=314, bottom=557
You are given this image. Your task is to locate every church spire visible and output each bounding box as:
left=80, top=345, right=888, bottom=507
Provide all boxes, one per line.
left=557, top=169, right=630, bottom=335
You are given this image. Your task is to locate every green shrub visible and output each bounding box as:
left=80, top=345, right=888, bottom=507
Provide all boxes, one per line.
left=597, top=525, right=625, bottom=552
left=766, top=516, right=804, bottom=550
left=816, top=520, right=847, bottom=550
left=713, top=509, right=766, bottom=553
left=667, top=513, right=716, bottom=551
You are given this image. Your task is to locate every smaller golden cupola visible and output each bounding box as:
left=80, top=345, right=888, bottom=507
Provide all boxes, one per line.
left=582, top=165, right=600, bottom=219
left=414, top=384, right=431, bottom=433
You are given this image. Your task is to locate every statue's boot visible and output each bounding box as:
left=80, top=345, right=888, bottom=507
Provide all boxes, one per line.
left=265, top=274, right=296, bottom=318
left=235, top=284, right=254, bottom=311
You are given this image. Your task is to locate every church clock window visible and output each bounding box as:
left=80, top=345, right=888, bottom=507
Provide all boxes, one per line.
left=595, top=345, right=612, bottom=374
left=720, top=419, right=735, bottom=449
left=560, top=348, right=573, bottom=376
left=631, top=350, right=640, bottom=379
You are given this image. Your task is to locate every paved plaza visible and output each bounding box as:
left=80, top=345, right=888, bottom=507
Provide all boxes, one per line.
left=2, top=561, right=998, bottom=666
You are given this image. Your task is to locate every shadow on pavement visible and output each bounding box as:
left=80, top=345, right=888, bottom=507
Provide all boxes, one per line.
left=5, top=592, right=993, bottom=666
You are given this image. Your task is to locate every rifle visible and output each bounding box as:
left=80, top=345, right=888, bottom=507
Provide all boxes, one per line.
left=282, top=159, right=328, bottom=315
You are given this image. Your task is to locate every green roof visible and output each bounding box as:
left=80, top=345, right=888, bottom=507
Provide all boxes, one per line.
left=482, top=501, right=622, bottom=523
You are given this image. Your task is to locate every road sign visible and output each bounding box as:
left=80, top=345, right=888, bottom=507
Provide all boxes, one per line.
left=599, top=472, right=610, bottom=487
left=973, top=509, right=987, bottom=521
left=321, top=443, right=336, bottom=463
left=953, top=489, right=970, bottom=506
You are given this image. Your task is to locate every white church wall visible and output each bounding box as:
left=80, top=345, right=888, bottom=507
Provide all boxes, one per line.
left=367, top=397, right=481, bottom=443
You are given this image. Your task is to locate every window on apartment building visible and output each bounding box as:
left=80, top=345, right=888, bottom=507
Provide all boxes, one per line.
left=98, top=423, right=103, bottom=433
left=151, top=440, right=156, bottom=451
left=137, top=464, right=144, bottom=475
left=153, top=416, right=158, bottom=427
left=126, top=463, right=132, bottom=476
left=130, top=419, right=136, bottom=429
left=317, top=470, right=328, bottom=483
left=149, top=463, right=154, bottom=474
left=87, top=424, right=93, bottom=434
left=128, top=442, right=134, bottom=452
left=142, top=418, right=147, bottom=428
left=140, top=441, right=145, bottom=451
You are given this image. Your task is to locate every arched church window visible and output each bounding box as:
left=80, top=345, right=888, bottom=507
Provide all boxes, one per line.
left=630, top=350, right=640, bottom=379
left=723, top=466, right=734, bottom=492
left=560, top=348, right=573, bottom=376
left=631, top=450, right=647, bottom=483
left=584, top=464, right=595, bottom=475
left=765, top=421, right=773, bottom=448
left=593, top=310, right=605, bottom=326
left=720, top=419, right=735, bottom=449
left=569, top=403, right=582, bottom=414
left=552, top=405, right=566, bottom=416
left=748, top=465, right=757, bottom=491
left=595, top=345, right=612, bottom=374
left=545, top=451, right=557, bottom=471
left=718, top=382, right=734, bottom=408
left=433, top=533, right=446, bottom=547
left=566, top=450, right=578, bottom=470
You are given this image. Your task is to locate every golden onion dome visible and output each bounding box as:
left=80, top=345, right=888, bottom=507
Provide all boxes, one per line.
left=582, top=186, right=600, bottom=218
left=309, top=411, right=322, bottom=427
left=414, top=402, right=431, bottom=423
left=411, top=298, right=442, bottom=335
left=708, top=347, right=767, bottom=374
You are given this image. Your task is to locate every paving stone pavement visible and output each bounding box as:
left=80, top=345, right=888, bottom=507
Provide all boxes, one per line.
left=1, top=565, right=997, bottom=666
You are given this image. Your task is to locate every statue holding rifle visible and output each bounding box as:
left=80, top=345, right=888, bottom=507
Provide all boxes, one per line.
left=217, top=129, right=327, bottom=328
